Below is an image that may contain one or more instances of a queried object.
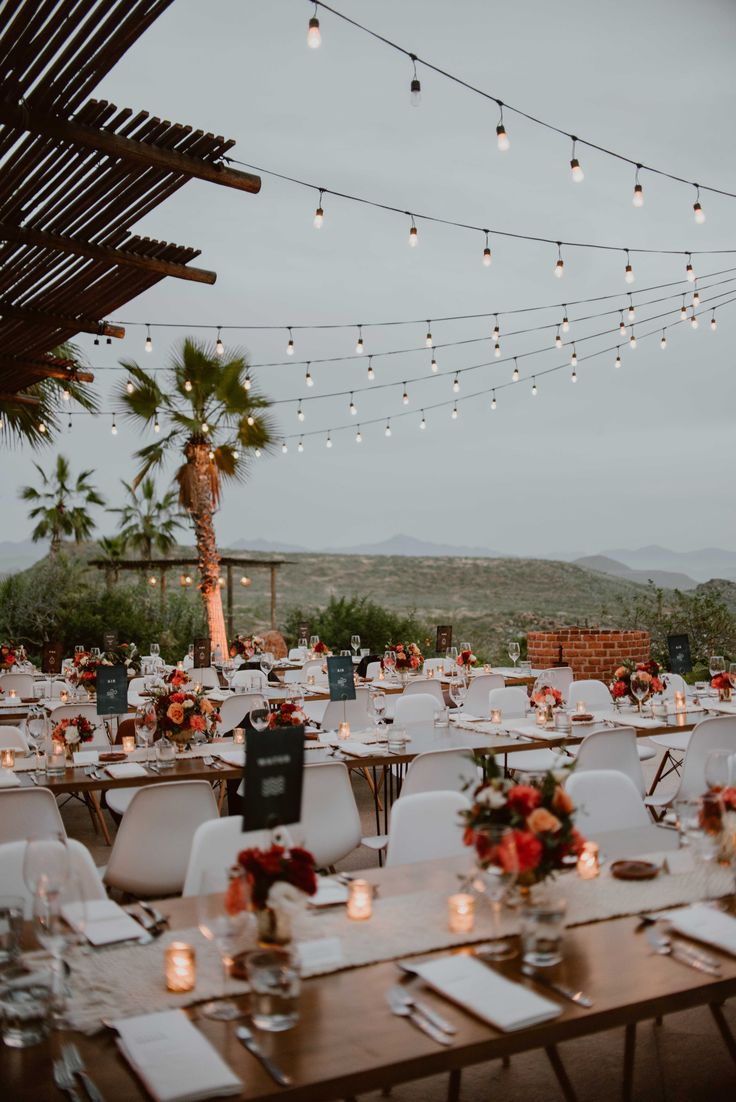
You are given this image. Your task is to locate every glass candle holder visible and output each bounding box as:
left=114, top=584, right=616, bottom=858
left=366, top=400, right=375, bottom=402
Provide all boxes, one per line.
left=306, top=675, right=316, bottom=687
left=490, top=708, right=502, bottom=725
left=576, top=841, right=600, bottom=879
left=426, top=667, right=434, bottom=679
left=448, top=893, right=475, bottom=934
left=338, top=721, right=351, bottom=740
left=121, top=735, right=135, bottom=753
left=47, top=746, right=66, bottom=775
left=59, top=689, right=70, bottom=704
left=7, top=690, right=16, bottom=702
left=165, top=942, right=196, bottom=992
left=674, top=691, right=686, bottom=714
left=0, top=748, right=15, bottom=769
left=233, top=727, right=245, bottom=745
left=575, top=700, right=587, bottom=714
left=535, top=707, right=547, bottom=727
left=347, top=879, right=373, bottom=920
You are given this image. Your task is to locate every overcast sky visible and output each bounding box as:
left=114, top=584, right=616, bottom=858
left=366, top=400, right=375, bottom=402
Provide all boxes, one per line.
left=5, top=0, right=736, bottom=556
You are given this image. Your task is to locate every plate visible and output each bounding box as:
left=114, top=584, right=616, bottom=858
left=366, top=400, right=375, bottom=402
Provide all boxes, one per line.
left=99, top=751, right=127, bottom=763
left=610, top=859, right=659, bottom=881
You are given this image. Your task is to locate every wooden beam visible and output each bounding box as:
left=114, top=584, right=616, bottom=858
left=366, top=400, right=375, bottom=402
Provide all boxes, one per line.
left=0, top=392, right=41, bottom=406
left=0, top=357, right=94, bottom=384
left=0, top=223, right=217, bottom=285
left=0, top=301, right=124, bottom=339
left=0, top=104, right=261, bottom=194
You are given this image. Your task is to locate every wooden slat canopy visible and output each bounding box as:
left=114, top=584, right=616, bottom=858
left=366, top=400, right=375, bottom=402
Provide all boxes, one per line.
left=0, top=0, right=260, bottom=399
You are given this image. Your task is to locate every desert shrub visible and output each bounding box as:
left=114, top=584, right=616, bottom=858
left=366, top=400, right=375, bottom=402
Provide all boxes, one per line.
left=611, top=582, right=736, bottom=669
left=283, top=596, right=431, bottom=654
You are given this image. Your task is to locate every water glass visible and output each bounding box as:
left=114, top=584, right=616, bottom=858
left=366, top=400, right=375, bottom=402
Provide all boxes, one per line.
left=247, top=948, right=301, bottom=1032
left=0, top=897, right=23, bottom=972
left=155, top=737, right=176, bottom=769
left=351, top=635, right=361, bottom=656
left=521, top=897, right=567, bottom=967
left=507, top=642, right=520, bottom=668
left=387, top=726, right=408, bottom=753
left=0, top=970, right=53, bottom=1048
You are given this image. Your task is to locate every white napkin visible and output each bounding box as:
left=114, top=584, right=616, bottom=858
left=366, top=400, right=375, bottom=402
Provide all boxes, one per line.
left=62, top=899, right=146, bottom=946
left=73, top=749, right=99, bottom=766
left=114, top=1010, right=242, bottom=1102
left=663, top=903, right=736, bottom=956
left=216, top=749, right=246, bottom=765
left=105, top=762, right=148, bottom=779
left=410, top=954, right=562, bottom=1032
left=704, top=701, right=736, bottom=716
left=0, top=697, right=18, bottom=708
left=0, top=769, right=20, bottom=787
left=334, top=742, right=376, bottom=758
left=309, top=877, right=349, bottom=907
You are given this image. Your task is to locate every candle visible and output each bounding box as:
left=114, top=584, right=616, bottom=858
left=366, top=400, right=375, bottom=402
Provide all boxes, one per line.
left=448, top=893, right=475, bottom=934
left=50, top=746, right=66, bottom=773
left=59, top=689, right=69, bottom=703
left=490, top=708, right=502, bottom=724
left=306, top=674, right=316, bottom=687
left=121, top=735, right=135, bottom=753
left=426, top=667, right=434, bottom=678
left=233, top=727, right=245, bottom=745
left=7, top=690, right=16, bottom=701
left=535, top=707, right=547, bottom=727
left=577, top=841, right=600, bottom=879
left=674, top=690, right=686, bottom=714
left=165, top=942, right=196, bottom=992
left=338, top=721, right=351, bottom=740
left=0, top=748, right=15, bottom=769
left=378, top=668, right=385, bottom=681
left=347, top=879, right=373, bottom=920
left=575, top=700, right=586, bottom=714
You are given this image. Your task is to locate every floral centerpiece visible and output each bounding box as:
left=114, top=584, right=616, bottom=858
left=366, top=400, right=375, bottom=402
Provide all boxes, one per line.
left=711, top=673, right=733, bottom=702
left=312, top=640, right=330, bottom=656
left=269, top=700, right=308, bottom=728
left=531, top=685, right=564, bottom=723
left=385, top=642, right=424, bottom=672
left=230, top=634, right=265, bottom=660
left=461, top=755, right=584, bottom=890
left=610, top=659, right=665, bottom=704
left=0, top=642, right=18, bottom=671
left=102, top=642, right=140, bottom=676
left=149, top=683, right=220, bottom=750
left=167, top=667, right=190, bottom=688
left=68, top=651, right=102, bottom=698
left=700, top=787, right=736, bottom=861
left=457, top=648, right=477, bottom=669
left=236, top=843, right=317, bottom=945
left=52, top=714, right=95, bottom=758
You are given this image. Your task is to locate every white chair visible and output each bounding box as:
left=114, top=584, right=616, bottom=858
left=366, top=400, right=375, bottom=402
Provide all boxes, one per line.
left=401, top=679, right=446, bottom=705
left=489, top=687, right=568, bottom=774
left=463, top=674, right=504, bottom=715
left=302, top=660, right=329, bottom=685
left=570, top=726, right=646, bottom=794
left=567, top=679, right=613, bottom=711
left=0, top=788, right=66, bottom=843
left=0, top=726, right=29, bottom=751
left=646, top=715, right=736, bottom=812
left=365, top=661, right=382, bottom=681
left=288, top=648, right=307, bottom=662
left=401, top=749, right=478, bottom=797
left=188, top=667, right=220, bottom=690
left=322, top=698, right=372, bottom=731
left=385, top=791, right=470, bottom=867
left=488, top=687, right=528, bottom=717
left=531, top=668, right=574, bottom=697
left=104, top=781, right=219, bottom=897
left=48, top=703, right=109, bottom=747
left=393, top=693, right=441, bottom=726
left=0, top=839, right=106, bottom=917
left=231, top=669, right=268, bottom=692
left=182, top=817, right=273, bottom=896
left=300, top=762, right=361, bottom=868
left=661, top=672, right=688, bottom=698
left=216, top=694, right=264, bottom=736
left=0, top=673, right=35, bottom=697
left=423, top=658, right=446, bottom=675
left=566, top=770, right=650, bottom=835
left=127, top=677, right=148, bottom=695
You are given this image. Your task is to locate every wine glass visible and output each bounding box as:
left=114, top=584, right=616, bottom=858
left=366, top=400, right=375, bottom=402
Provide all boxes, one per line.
left=629, top=671, right=649, bottom=712
left=705, top=750, right=736, bottom=791
left=134, top=703, right=157, bottom=762
left=729, top=662, right=736, bottom=690
left=369, top=689, right=387, bottom=731
left=249, top=697, right=271, bottom=732
left=150, top=642, right=161, bottom=659
left=188, top=643, right=195, bottom=661
left=298, top=636, right=308, bottom=652
left=710, top=655, right=726, bottom=696
left=383, top=650, right=397, bottom=679
left=90, top=646, right=100, bottom=659
left=222, top=661, right=235, bottom=692
left=351, top=635, right=361, bottom=657
left=74, top=645, right=84, bottom=656
left=472, top=828, right=518, bottom=959
left=449, top=675, right=467, bottom=710
left=23, top=834, right=69, bottom=898
left=32, top=874, right=87, bottom=1024
left=507, top=642, right=520, bottom=668
left=682, top=805, right=723, bottom=907
left=309, top=635, right=319, bottom=654
left=197, top=868, right=251, bottom=1020
left=259, top=652, right=274, bottom=681
left=25, top=706, right=49, bottom=775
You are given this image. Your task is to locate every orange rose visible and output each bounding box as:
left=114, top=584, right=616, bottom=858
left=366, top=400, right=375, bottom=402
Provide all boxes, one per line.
left=167, top=703, right=185, bottom=725
left=200, top=698, right=214, bottom=715
left=552, top=785, right=574, bottom=815
left=527, top=807, right=562, bottom=835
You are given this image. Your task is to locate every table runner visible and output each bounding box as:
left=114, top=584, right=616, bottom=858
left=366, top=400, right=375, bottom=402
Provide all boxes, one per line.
left=13, top=743, right=234, bottom=773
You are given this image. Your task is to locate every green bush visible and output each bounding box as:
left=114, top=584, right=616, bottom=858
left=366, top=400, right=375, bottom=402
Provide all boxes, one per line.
left=610, top=582, right=736, bottom=669
left=283, top=596, right=431, bottom=655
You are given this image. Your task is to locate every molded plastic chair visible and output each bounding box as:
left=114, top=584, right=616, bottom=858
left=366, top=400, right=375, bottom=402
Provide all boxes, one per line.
left=401, top=679, right=446, bottom=705
left=531, top=668, right=574, bottom=697
left=0, top=787, right=66, bottom=844
left=322, top=697, right=372, bottom=732
left=488, top=687, right=528, bottom=718
left=182, top=817, right=274, bottom=896
left=463, top=674, right=505, bottom=715
left=288, top=648, right=308, bottom=662
left=646, top=715, right=736, bottom=811
left=0, top=726, right=29, bottom=751
left=0, top=673, right=35, bottom=697
left=301, top=762, right=361, bottom=869
left=302, top=661, right=329, bottom=685
left=393, top=693, right=441, bottom=726
left=566, top=770, right=650, bottom=835
left=661, top=672, right=688, bottom=698
left=48, top=703, right=109, bottom=746
left=188, top=667, right=220, bottom=690
left=365, top=661, right=382, bottom=681
left=216, top=694, right=264, bottom=736
left=385, top=791, right=470, bottom=867
left=0, top=839, right=106, bottom=918
left=231, top=669, right=269, bottom=692
left=401, top=749, right=478, bottom=797
left=422, top=658, right=446, bottom=675
left=104, top=781, right=219, bottom=897
left=570, top=726, right=646, bottom=794
left=567, top=679, right=613, bottom=711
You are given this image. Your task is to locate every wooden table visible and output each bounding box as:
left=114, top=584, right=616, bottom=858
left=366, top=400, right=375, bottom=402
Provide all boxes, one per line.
left=3, top=858, right=735, bottom=1101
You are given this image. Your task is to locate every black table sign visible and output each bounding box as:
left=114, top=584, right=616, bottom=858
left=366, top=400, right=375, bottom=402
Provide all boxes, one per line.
left=667, top=634, right=692, bottom=675
left=193, top=637, right=210, bottom=669
left=242, top=728, right=304, bottom=831
left=298, top=621, right=310, bottom=640
left=436, top=625, right=452, bottom=654
left=41, top=642, right=63, bottom=675
left=327, top=655, right=356, bottom=701
left=102, top=629, right=118, bottom=651
left=96, top=665, right=128, bottom=715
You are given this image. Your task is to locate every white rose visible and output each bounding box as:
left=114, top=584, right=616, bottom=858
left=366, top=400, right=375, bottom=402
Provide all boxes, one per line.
left=65, top=725, right=80, bottom=745
left=267, top=880, right=307, bottom=913
left=476, top=786, right=506, bottom=809
left=184, top=699, right=194, bottom=709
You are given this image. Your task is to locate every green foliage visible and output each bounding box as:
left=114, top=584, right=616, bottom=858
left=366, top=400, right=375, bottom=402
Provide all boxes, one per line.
left=111, top=477, right=183, bottom=559
left=19, top=454, right=105, bottom=550
left=613, top=582, right=736, bottom=668
left=282, top=595, right=431, bottom=654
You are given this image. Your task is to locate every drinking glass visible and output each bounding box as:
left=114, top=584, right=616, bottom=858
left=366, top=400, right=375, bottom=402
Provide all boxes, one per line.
left=32, top=884, right=81, bottom=1024
left=710, top=655, right=726, bottom=695
left=473, top=829, right=518, bottom=960
left=298, top=637, right=308, bottom=651
left=150, top=642, right=161, bottom=659
left=23, top=834, right=68, bottom=898
left=309, top=635, right=319, bottom=652
left=0, top=970, right=53, bottom=1047
left=247, top=949, right=301, bottom=1032
left=351, top=635, right=361, bottom=657
left=188, top=644, right=195, bottom=660
left=134, top=703, right=157, bottom=762
left=445, top=646, right=458, bottom=668
left=0, top=897, right=23, bottom=973
left=197, top=869, right=251, bottom=1020
left=222, top=662, right=235, bottom=692
left=383, top=650, right=397, bottom=679
left=369, top=689, right=387, bottom=731
left=521, top=898, right=567, bottom=967
left=259, top=652, right=275, bottom=680
left=448, top=676, right=467, bottom=710
left=729, top=662, right=736, bottom=689
left=630, top=672, right=649, bottom=712
left=705, top=750, right=736, bottom=791
left=507, top=642, right=520, bottom=668
left=25, top=707, right=48, bottom=775
left=249, top=698, right=271, bottom=732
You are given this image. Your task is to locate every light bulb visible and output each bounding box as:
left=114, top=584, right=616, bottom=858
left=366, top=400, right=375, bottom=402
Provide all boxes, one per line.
left=619, top=316, right=627, bottom=336
left=680, top=302, right=688, bottom=320
left=307, top=12, right=321, bottom=48
left=554, top=328, right=562, bottom=349
left=425, top=326, right=433, bottom=347
left=430, top=353, right=438, bottom=372
left=209, top=449, right=215, bottom=460
left=451, top=405, right=458, bottom=419
left=298, top=439, right=304, bottom=453
left=491, top=391, right=497, bottom=410
left=630, top=332, right=637, bottom=349
left=111, top=418, right=117, bottom=435
left=145, top=325, right=152, bottom=352
left=633, top=183, right=644, bottom=207
left=531, top=378, right=537, bottom=395
left=492, top=320, right=500, bottom=340
left=326, top=434, right=332, bottom=448
left=624, top=257, right=635, bottom=283
left=356, top=427, right=362, bottom=443
left=297, top=404, right=304, bottom=422
left=690, top=314, right=699, bottom=329
left=184, top=379, right=192, bottom=392
left=349, top=395, right=357, bottom=414
left=512, top=361, right=519, bottom=382
left=247, top=415, right=255, bottom=426
left=410, top=76, right=421, bottom=106
left=686, top=259, right=695, bottom=282
left=313, top=192, right=324, bottom=228
left=38, top=421, right=46, bottom=434
left=385, top=421, right=391, bottom=437
left=215, top=331, right=224, bottom=356
left=154, top=417, right=161, bottom=433
left=201, top=421, right=209, bottom=433
left=628, top=302, right=636, bottom=322
left=562, top=313, right=570, bottom=333
left=409, top=221, right=418, bottom=247
left=255, top=448, right=261, bottom=458
left=287, top=330, right=294, bottom=355
left=126, top=378, right=134, bottom=394
left=452, top=376, right=460, bottom=393
left=355, top=328, right=364, bottom=354
left=615, top=352, right=622, bottom=368
left=62, top=387, right=70, bottom=401
left=305, top=367, right=314, bottom=387
left=571, top=368, right=577, bottom=382
left=496, top=117, right=510, bottom=151
left=483, top=244, right=492, bottom=266
left=282, top=441, right=288, bottom=454
left=660, top=331, right=667, bottom=349
left=711, top=314, right=717, bottom=331
left=693, top=198, right=705, bottom=224
left=367, top=358, right=375, bottom=380
left=494, top=342, right=501, bottom=358
left=232, top=449, right=239, bottom=459
left=554, top=255, right=564, bottom=278
left=243, top=374, right=251, bottom=391
left=693, top=289, right=700, bottom=306
left=571, top=346, right=577, bottom=366
left=420, top=412, right=426, bottom=430
left=402, top=386, right=409, bottom=405
left=570, top=157, right=584, bottom=182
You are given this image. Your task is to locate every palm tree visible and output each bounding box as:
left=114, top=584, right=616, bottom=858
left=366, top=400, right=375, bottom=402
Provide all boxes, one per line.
left=1, top=342, right=98, bottom=448
left=20, top=454, right=106, bottom=556
left=116, top=338, right=274, bottom=653
left=97, top=534, right=128, bottom=589
left=112, top=477, right=184, bottom=560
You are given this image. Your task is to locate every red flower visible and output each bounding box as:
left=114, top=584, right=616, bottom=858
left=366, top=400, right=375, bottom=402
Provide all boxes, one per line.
left=511, top=830, right=543, bottom=873
left=171, top=691, right=185, bottom=703
left=611, top=680, right=628, bottom=699
left=506, top=785, right=541, bottom=817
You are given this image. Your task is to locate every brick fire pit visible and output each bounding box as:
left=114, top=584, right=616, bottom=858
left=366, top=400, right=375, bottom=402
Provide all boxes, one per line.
left=527, top=628, right=651, bottom=682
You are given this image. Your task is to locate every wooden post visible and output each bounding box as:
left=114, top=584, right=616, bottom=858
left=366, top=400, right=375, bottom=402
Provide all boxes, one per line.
left=226, top=563, right=233, bottom=642
left=270, top=566, right=277, bottom=630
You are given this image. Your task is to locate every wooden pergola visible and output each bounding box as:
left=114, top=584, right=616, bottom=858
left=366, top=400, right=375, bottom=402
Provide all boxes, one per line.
left=0, top=0, right=260, bottom=403
left=90, top=556, right=293, bottom=637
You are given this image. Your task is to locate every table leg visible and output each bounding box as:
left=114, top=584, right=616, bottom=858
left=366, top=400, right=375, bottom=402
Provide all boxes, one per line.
left=622, top=1022, right=636, bottom=1102
left=88, top=790, right=112, bottom=846
left=545, top=1045, right=578, bottom=1102
left=447, top=1068, right=462, bottom=1102
left=710, top=1002, right=736, bottom=1066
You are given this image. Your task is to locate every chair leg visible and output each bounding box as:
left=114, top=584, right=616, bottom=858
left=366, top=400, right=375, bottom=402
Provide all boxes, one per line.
left=447, top=1068, right=462, bottom=1102
left=545, top=1046, right=578, bottom=1102
left=710, top=1003, right=736, bottom=1066
left=622, top=1023, right=636, bottom=1102
left=216, top=781, right=227, bottom=814
left=88, top=790, right=113, bottom=846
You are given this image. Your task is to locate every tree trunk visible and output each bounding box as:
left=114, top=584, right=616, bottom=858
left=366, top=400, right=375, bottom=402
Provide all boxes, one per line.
left=183, top=442, right=228, bottom=655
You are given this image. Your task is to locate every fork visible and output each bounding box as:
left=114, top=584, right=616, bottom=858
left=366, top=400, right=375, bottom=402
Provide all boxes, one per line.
left=63, top=1041, right=105, bottom=1102
left=54, top=1058, right=82, bottom=1102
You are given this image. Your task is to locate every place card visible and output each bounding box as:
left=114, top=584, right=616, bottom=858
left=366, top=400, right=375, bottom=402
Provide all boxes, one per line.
left=72, top=749, right=100, bottom=766
left=41, top=642, right=63, bottom=675
left=96, top=665, right=128, bottom=715
left=667, top=633, right=692, bottom=675
left=103, top=629, right=119, bottom=651
left=436, top=625, right=452, bottom=654
left=296, top=936, right=344, bottom=971
left=193, top=637, right=210, bottom=669
left=242, top=728, right=304, bottom=831
left=326, top=656, right=356, bottom=701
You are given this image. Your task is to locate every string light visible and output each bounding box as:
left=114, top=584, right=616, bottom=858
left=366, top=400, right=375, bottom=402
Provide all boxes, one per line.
left=554, top=326, right=562, bottom=348
left=326, top=432, right=332, bottom=448
left=425, top=323, right=433, bottom=347
left=408, top=215, right=418, bottom=246
left=215, top=328, right=224, bottom=356
left=693, top=287, right=700, bottom=307
left=297, top=403, right=304, bottom=422
left=624, top=250, right=635, bottom=284
left=349, top=393, right=357, bottom=414
left=633, top=165, right=644, bottom=207
left=356, top=426, right=362, bottom=442
left=492, top=317, right=500, bottom=341
left=287, top=328, right=295, bottom=356
left=660, top=329, right=667, bottom=349
left=154, top=410, right=161, bottom=432
left=298, top=438, right=304, bottom=452
left=184, top=379, right=192, bottom=392
left=111, top=415, right=117, bottom=435
left=305, top=364, right=314, bottom=387
left=232, top=448, right=239, bottom=459
left=561, top=310, right=570, bottom=333
left=686, top=254, right=695, bottom=281
left=629, top=329, right=637, bottom=348
left=570, top=137, right=584, bottom=182
left=571, top=366, right=577, bottom=382
left=126, top=378, right=134, bottom=394
left=491, top=390, right=497, bottom=410
left=531, top=377, right=537, bottom=395
left=209, top=449, right=215, bottom=460
left=483, top=231, right=492, bottom=266
left=512, top=358, right=519, bottom=382
left=313, top=189, right=324, bottom=228
left=355, top=326, right=364, bottom=354
left=420, top=410, right=426, bottom=429
left=570, top=344, right=578, bottom=366
left=619, top=313, right=627, bottom=336
left=494, top=341, right=501, bottom=358
left=452, top=375, right=460, bottom=393
left=430, top=351, right=438, bottom=372
left=282, top=440, right=288, bottom=454
left=247, top=415, right=255, bottom=426
left=145, top=324, right=152, bottom=352
left=402, top=384, right=409, bottom=404
left=711, top=311, right=717, bottom=331
left=451, top=404, right=458, bottom=419
left=255, top=448, right=261, bottom=458
left=62, top=386, right=70, bottom=401
left=201, top=420, right=208, bottom=433
left=307, top=3, right=321, bottom=47
left=690, top=313, right=699, bottom=329
left=627, top=296, right=636, bottom=321
left=693, top=186, right=705, bottom=224
left=615, top=350, right=622, bottom=368
left=496, top=103, right=510, bottom=151
left=384, top=419, right=392, bottom=437
left=367, top=357, right=375, bottom=380
left=243, top=373, right=251, bottom=391
left=410, top=54, right=421, bottom=106
left=554, top=242, right=564, bottom=278
left=680, top=297, right=688, bottom=320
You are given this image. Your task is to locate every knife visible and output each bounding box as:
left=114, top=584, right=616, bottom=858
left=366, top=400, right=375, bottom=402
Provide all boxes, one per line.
left=235, top=1026, right=293, bottom=1086
left=669, top=945, right=722, bottom=976
left=520, top=963, right=593, bottom=1007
